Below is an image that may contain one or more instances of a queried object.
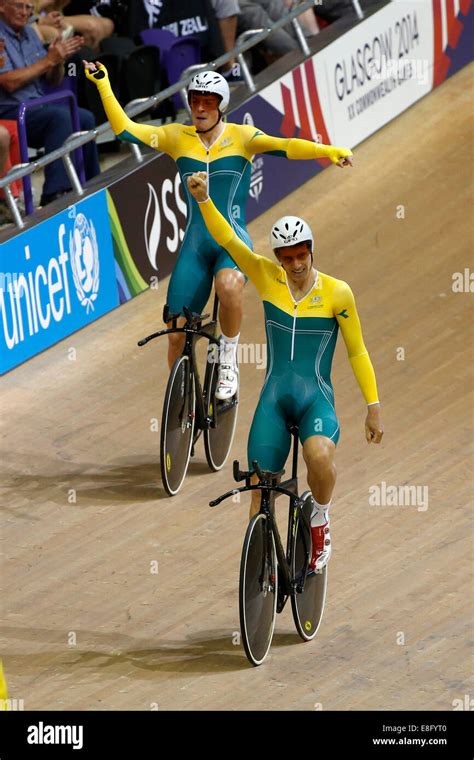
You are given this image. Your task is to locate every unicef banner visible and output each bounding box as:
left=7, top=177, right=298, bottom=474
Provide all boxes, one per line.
left=0, top=190, right=118, bottom=374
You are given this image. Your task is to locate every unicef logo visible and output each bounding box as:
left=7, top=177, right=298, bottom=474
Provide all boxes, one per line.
left=69, top=212, right=100, bottom=313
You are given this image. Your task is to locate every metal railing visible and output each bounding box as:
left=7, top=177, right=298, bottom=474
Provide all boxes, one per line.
left=0, top=0, right=365, bottom=230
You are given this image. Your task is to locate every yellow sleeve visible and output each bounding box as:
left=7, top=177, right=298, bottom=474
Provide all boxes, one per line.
left=333, top=280, right=379, bottom=405
left=198, top=197, right=277, bottom=294
left=0, top=659, right=7, bottom=707
left=92, top=75, right=174, bottom=154
left=242, top=126, right=352, bottom=164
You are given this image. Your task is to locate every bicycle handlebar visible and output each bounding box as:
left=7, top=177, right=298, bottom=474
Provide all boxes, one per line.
left=209, top=482, right=300, bottom=508
left=233, top=459, right=285, bottom=483
left=137, top=326, right=220, bottom=347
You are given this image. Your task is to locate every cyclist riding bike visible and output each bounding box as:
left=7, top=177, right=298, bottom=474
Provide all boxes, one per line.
left=84, top=62, right=353, bottom=400
left=187, top=170, right=384, bottom=571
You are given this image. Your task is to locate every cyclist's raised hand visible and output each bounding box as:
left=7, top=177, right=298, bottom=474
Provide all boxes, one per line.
left=187, top=171, right=208, bottom=202
left=83, top=60, right=109, bottom=85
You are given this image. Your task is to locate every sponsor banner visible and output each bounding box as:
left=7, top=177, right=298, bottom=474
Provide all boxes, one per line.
left=106, top=190, right=148, bottom=304
left=434, top=0, right=474, bottom=81
left=257, top=1, right=472, bottom=148
left=107, top=155, right=187, bottom=292
left=0, top=190, right=118, bottom=374
left=317, top=0, right=434, bottom=147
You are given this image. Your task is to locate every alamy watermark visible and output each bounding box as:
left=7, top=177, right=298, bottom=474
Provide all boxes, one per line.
left=208, top=342, right=267, bottom=370
left=369, top=481, right=428, bottom=512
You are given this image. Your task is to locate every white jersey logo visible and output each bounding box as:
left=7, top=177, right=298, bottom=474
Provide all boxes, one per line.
left=69, top=212, right=100, bottom=313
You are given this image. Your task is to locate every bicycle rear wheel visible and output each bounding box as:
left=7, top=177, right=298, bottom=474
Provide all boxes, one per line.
left=239, top=513, right=277, bottom=666
left=160, top=355, right=195, bottom=496
left=291, top=495, right=328, bottom=641
left=204, top=359, right=238, bottom=471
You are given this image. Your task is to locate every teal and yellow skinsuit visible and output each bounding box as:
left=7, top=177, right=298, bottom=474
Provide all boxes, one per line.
left=85, top=65, right=352, bottom=315
left=196, top=196, right=380, bottom=471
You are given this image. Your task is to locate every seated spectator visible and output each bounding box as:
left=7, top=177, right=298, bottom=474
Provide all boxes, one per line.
left=40, top=0, right=115, bottom=51
left=0, top=121, right=13, bottom=223
left=313, top=0, right=354, bottom=25
left=124, top=0, right=224, bottom=61
left=32, top=1, right=75, bottom=44
left=211, top=0, right=242, bottom=81
left=237, top=0, right=299, bottom=62
left=284, top=0, right=319, bottom=36
left=0, top=0, right=100, bottom=207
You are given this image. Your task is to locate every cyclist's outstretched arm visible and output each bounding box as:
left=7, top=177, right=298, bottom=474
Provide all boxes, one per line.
left=187, top=172, right=276, bottom=288
left=243, top=127, right=353, bottom=167
left=333, top=280, right=379, bottom=405
left=83, top=62, right=171, bottom=150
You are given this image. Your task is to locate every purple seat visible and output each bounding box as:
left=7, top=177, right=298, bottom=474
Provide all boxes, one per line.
left=139, top=28, right=176, bottom=54
left=139, top=29, right=201, bottom=108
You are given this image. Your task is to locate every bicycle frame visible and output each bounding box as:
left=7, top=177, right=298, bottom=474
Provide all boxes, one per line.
left=210, top=429, right=312, bottom=605
left=138, top=298, right=223, bottom=432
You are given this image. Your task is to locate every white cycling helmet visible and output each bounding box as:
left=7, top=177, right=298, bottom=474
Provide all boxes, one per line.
left=188, top=71, right=230, bottom=113
left=270, top=216, right=314, bottom=252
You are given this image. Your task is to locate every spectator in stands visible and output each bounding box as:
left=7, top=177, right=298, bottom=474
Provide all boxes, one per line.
left=124, top=0, right=224, bottom=60
left=211, top=0, right=242, bottom=81
left=284, top=0, right=319, bottom=36
left=237, top=0, right=299, bottom=61
left=0, top=35, right=14, bottom=223
left=0, top=0, right=100, bottom=207
left=0, top=122, right=12, bottom=223
left=314, top=0, right=354, bottom=25
left=31, top=1, right=75, bottom=44
left=40, top=0, right=115, bottom=51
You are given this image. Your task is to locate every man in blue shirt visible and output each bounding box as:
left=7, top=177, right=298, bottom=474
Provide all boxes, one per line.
left=0, top=0, right=100, bottom=206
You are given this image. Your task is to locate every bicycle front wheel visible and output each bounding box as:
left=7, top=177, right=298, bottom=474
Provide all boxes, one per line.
left=160, top=355, right=195, bottom=496
left=291, top=498, right=327, bottom=641
left=239, top=513, right=277, bottom=666
left=204, top=360, right=239, bottom=471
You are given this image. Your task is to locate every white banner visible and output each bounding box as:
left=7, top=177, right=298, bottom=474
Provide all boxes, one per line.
left=259, top=1, right=436, bottom=148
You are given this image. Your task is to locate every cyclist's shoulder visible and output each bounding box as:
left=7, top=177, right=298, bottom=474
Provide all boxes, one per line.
left=160, top=122, right=196, bottom=142
left=317, top=272, right=353, bottom=301
left=234, top=123, right=269, bottom=143
left=318, top=271, right=351, bottom=289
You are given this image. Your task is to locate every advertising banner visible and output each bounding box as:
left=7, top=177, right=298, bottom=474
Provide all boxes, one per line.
left=0, top=190, right=118, bottom=374
left=107, top=155, right=187, bottom=297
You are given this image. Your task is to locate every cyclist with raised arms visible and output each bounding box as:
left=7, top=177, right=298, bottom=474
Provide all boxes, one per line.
left=84, top=62, right=353, bottom=400
left=187, top=170, right=384, bottom=571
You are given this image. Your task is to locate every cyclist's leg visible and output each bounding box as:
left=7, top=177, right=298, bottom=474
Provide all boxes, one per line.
left=166, top=238, right=214, bottom=369
left=299, top=398, right=340, bottom=569
left=299, top=397, right=339, bottom=503
left=214, top=266, right=246, bottom=340
left=213, top=248, right=247, bottom=397
left=247, top=385, right=292, bottom=519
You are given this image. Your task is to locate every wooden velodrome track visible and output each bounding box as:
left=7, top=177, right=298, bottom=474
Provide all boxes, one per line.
left=1, top=64, right=472, bottom=711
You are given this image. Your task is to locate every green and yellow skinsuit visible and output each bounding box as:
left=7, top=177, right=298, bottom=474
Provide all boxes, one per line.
left=195, top=195, right=379, bottom=470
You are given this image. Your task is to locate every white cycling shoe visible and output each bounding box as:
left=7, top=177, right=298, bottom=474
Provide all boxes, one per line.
left=215, top=363, right=239, bottom=400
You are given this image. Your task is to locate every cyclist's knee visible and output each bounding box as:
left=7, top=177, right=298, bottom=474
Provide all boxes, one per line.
left=215, top=269, right=244, bottom=304
left=303, top=436, right=336, bottom=470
